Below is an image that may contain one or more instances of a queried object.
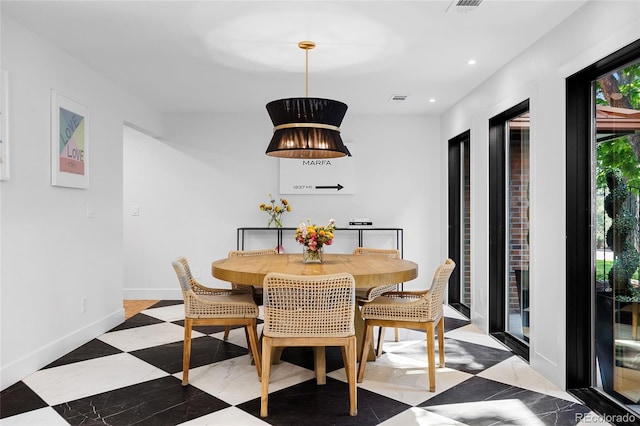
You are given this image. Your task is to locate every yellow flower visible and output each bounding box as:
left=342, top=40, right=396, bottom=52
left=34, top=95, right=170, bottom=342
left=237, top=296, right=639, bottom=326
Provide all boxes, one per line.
left=260, top=194, right=291, bottom=228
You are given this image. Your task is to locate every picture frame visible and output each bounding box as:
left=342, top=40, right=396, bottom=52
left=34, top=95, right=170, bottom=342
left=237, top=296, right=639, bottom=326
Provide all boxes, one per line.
left=51, top=90, right=89, bottom=188
left=0, top=68, right=8, bottom=180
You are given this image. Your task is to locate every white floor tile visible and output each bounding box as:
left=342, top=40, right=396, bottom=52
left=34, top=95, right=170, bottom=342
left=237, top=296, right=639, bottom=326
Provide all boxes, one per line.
left=0, top=407, right=69, bottom=425
left=142, top=304, right=186, bottom=322
left=209, top=323, right=264, bottom=349
left=444, top=324, right=510, bottom=351
left=177, top=406, right=270, bottom=425
left=477, top=355, right=581, bottom=402
left=425, top=399, right=546, bottom=425
left=378, top=406, right=466, bottom=425
left=181, top=359, right=315, bottom=405
left=99, top=322, right=200, bottom=352
left=348, top=352, right=473, bottom=406
left=22, top=353, right=167, bottom=406
left=444, top=305, right=469, bottom=321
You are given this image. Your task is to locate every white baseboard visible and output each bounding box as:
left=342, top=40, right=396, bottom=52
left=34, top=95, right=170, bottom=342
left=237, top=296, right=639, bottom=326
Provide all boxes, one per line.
left=1, top=308, right=124, bottom=391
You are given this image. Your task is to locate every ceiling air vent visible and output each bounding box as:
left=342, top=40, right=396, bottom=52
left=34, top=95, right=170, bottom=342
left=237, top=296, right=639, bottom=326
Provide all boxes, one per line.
left=446, top=0, right=483, bottom=13
left=389, top=94, right=408, bottom=102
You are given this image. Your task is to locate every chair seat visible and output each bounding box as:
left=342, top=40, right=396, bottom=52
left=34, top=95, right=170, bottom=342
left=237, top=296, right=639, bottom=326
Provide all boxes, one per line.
left=361, top=294, right=434, bottom=322
left=189, top=292, right=259, bottom=318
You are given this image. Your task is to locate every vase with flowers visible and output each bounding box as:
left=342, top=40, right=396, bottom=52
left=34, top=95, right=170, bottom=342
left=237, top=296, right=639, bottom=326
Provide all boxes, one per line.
left=295, top=219, right=336, bottom=263
left=259, top=194, right=291, bottom=228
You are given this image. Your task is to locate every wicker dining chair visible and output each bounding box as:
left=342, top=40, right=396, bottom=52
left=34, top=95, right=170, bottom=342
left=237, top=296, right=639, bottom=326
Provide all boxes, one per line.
left=223, top=248, right=278, bottom=340
left=260, top=272, right=358, bottom=417
left=172, top=257, right=262, bottom=385
left=357, top=258, right=455, bottom=392
left=352, top=247, right=401, bottom=355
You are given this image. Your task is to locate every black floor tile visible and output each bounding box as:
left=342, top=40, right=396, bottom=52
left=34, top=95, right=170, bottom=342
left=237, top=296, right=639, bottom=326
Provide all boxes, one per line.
left=442, top=338, right=514, bottom=374
left=0, top=381, right=48, bottom=419
left=419, top=376, right=591, bottom=425
left=52, top=376, right=229, bottom=426
left=109, top=312, right=164, bottom=331
left=42, top=339, right=122, bottom=369
left=443, top=316, right=471, bottom=332
left=130, top=335, right=250, bottom=374
left=279, top=346, right=346, bottom=373
left=237, top=376, right=411, bottom=426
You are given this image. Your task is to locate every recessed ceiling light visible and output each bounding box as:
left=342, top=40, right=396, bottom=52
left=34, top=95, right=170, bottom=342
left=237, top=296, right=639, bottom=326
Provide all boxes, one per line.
left=467, top=59, right=476, bottom=65
left=429, top=98, right=436, bottom=103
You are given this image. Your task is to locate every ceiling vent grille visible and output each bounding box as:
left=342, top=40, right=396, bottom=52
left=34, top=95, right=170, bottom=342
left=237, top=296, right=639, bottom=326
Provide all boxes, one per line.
left=447, top=0, right=483, bottom=13
left=389, top=94, right=408, bottom=102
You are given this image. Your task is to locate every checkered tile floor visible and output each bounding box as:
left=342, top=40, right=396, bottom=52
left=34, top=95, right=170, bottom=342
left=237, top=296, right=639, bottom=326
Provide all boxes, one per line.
left=1, top=301, right=607, bottom=425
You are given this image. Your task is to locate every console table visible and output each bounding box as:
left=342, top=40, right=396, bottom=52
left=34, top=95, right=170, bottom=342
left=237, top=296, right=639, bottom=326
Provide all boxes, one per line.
left=236, top=227, right=404, bottom=257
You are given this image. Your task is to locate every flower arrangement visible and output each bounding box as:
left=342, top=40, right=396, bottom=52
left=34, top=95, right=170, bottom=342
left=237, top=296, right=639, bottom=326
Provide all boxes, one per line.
left=295, top=219, right=336, bottom=253
left=259, top=194, right=291, bottom=228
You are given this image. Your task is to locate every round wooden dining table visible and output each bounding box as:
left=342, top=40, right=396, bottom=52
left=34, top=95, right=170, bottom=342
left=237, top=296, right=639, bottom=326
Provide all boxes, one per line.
left=211, top=253, right=418, bottom=288
left=212, top=253, right=418, bottom=363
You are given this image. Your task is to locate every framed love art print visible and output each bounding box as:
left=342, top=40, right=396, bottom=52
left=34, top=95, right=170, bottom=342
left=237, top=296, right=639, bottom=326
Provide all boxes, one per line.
left=51, top=90, right=89, bottom=188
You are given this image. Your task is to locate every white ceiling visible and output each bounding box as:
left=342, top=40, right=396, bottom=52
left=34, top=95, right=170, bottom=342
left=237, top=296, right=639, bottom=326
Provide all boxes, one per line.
left=1, top=0, right=589, bottom=115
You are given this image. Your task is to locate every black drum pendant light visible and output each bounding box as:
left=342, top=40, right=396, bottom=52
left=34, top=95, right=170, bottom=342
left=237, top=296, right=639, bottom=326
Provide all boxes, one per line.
left=266, top=41, right=350, bottom=158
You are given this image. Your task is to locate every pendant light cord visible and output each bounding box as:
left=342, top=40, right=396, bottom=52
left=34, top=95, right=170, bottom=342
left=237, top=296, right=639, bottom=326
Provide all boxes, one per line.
left=305, top=45, right=309, bottom=97
left=298, top=41, right=315, bottom=98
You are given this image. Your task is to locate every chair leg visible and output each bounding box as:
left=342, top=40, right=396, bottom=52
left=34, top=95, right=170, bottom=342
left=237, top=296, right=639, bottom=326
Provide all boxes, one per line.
left=346, top=336, right=358, bottom=416
left=358, top=323, right=374, bottom=383
left=182, top=318, right=193, bottom=386
left=313, top=347, right=326, bottom=385
left=260, top=337, right=273, bottom=417
left=376, top=327, right=385, bottom=357
left=437, top=318, right=445, bottom=367
left=426, top=322, right=436, bottom=392
left=223, top=326, right=230, bottom=341
left=246, top=322, right=262, bottom=380
left=394, top=327, right=400, bottom=342
left=341, top=346, right=350, bottom=382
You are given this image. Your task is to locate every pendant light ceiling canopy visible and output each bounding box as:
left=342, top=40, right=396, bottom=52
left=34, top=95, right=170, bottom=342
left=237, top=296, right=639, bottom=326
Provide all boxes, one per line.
left=266, top=41, right=350, bottom=159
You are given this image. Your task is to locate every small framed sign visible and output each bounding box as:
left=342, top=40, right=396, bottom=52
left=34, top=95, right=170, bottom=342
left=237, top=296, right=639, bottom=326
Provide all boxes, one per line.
left=51, top=90, right=89, bottom=188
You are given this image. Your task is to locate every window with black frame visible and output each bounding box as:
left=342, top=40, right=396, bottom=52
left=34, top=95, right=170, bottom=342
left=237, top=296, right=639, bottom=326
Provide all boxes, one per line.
left=489, top=99, right=530, bottom=360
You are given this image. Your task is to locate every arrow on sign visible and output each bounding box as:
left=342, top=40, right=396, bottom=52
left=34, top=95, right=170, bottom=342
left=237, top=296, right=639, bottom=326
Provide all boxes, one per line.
left=316, top=184, right=344, bottom=191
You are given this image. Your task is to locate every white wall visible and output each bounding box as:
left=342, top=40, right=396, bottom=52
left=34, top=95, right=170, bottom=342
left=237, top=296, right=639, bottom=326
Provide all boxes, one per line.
left=123, top=113, right=442, bottom=298
left=439, top=0, right=640, bottom=390
left=0, top=17, right=162, bottom=390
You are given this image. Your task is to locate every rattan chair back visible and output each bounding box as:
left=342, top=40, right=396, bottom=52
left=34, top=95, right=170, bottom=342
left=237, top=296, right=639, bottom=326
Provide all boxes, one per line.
left=423, top=258, right=456, bottom=321
left=262, top=272, right=355, bottom=338
left=228, top=248, right=278, bottom=258
left=352, top=247, right=400, bottom=258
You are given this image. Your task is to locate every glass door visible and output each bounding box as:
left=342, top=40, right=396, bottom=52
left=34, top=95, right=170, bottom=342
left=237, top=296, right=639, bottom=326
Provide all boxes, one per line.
left=506, top=112, right=530, bottom=343
left=489, top=99, right=530, bottom=360
left=593, top=59, right=640, bottom=408
left=566, top=38, right=640, bottom=420
left=448, top=131, right=471, bottom=317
